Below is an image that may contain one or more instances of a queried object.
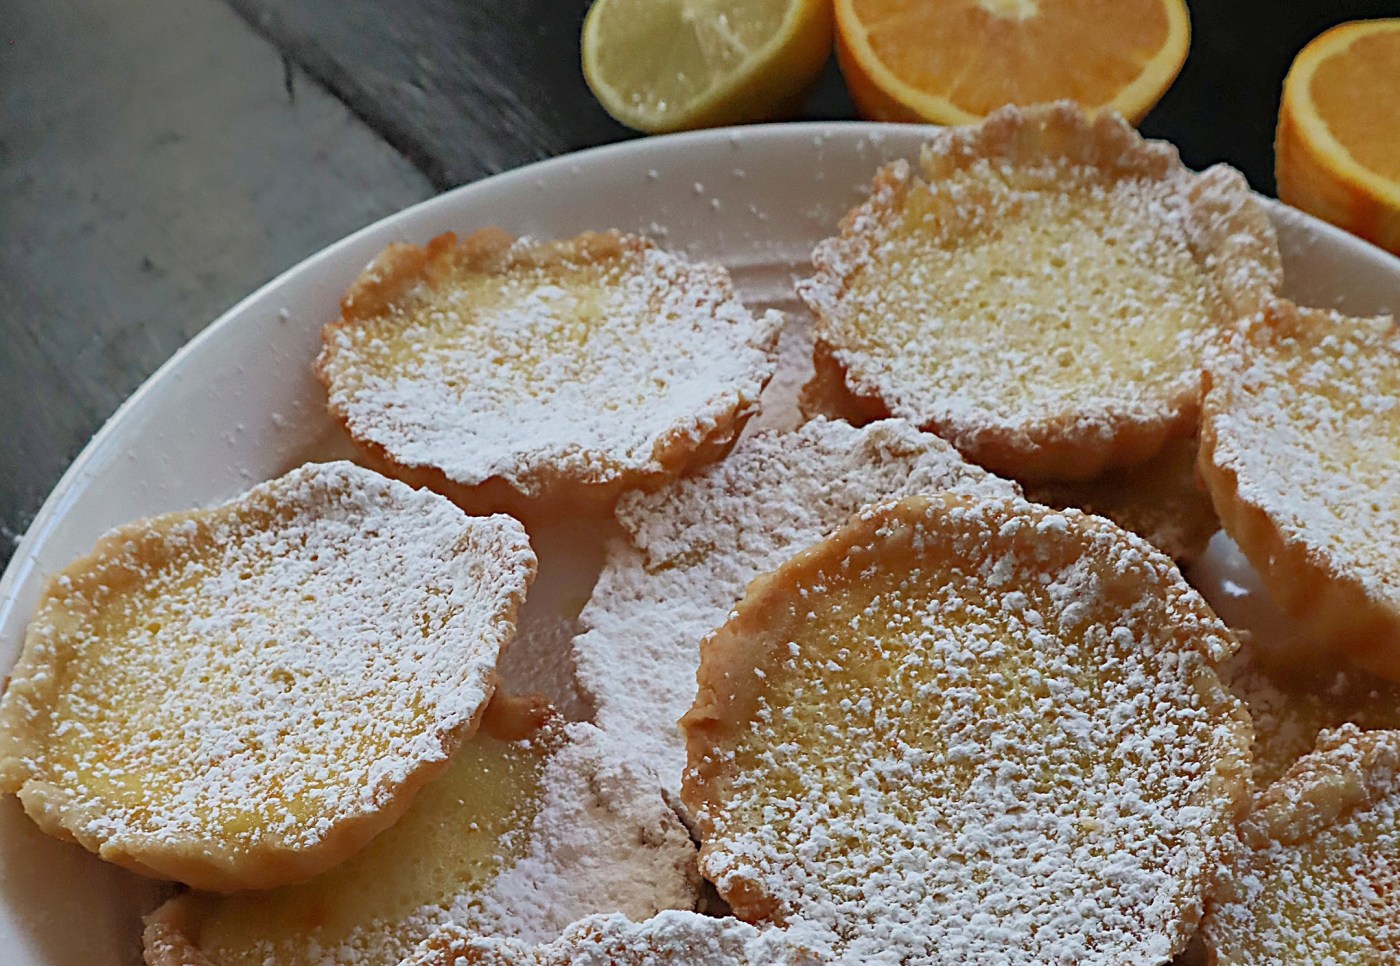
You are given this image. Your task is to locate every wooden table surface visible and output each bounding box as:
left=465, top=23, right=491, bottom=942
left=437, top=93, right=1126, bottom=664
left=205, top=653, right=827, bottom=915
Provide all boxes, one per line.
left=3, top=0, right=1397, bottom=568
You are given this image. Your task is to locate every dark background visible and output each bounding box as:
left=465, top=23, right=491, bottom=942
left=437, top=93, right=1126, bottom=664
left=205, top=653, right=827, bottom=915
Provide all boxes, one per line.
left=2, top=0, right=1398, bottom=567
left=227, top=0, right=1400, bottom=193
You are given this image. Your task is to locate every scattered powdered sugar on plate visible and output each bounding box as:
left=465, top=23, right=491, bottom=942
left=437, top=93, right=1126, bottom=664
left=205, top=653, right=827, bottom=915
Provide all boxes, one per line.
left=466, top=723, right=699, bottom=940
left=684, top=495, right=1251, bottom=964
left=571, top=417, right=1018, bottom=793
left=497, top=611, right=592, bottom=723
left=0, top=461, right=535, bottom=890
left=402, top=910, right=836, bottom=965
left=1204, top=725, right=1400, bottom=963
left=742, top=304, right=817, bottom=436
left=317, top=230, right=782, bottom=501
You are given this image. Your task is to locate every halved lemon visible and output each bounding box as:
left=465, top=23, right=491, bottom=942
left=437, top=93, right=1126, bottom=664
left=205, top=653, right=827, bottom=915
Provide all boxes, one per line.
left=582, top=0, right=834, bottom=133
left=834, top=0, right=1191, bottom=125
left=1277, top=19, right=1400, bottom=256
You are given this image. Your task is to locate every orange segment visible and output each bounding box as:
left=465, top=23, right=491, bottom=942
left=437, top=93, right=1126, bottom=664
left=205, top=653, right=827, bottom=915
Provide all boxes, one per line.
left=835, top=0, right=1190, bottom=125
left=1277, top=19, right=1400, bottom=255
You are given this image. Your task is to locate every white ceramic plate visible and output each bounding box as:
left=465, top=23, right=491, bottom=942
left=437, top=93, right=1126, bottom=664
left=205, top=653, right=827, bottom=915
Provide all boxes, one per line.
left=2, top=123, right=1398, bottom=965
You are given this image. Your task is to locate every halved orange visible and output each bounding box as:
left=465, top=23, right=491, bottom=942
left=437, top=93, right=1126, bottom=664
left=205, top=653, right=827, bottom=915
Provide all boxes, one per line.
left=834, top=0, right=1191, bottom=125
left=1277, top=19, right=1400, bottom=256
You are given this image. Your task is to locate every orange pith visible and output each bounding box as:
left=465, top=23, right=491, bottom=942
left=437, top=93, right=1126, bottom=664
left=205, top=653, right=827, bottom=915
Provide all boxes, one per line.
left=1312, top=30, right=1400, bottom=182
left=835, top=0, right=1190, bottom=125
left=1277, top=19, right=1400, bottom=256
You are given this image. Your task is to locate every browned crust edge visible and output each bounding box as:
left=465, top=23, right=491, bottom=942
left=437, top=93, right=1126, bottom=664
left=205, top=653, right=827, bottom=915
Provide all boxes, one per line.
left=1246, top=726, right=1400, bottom=848
left=141, top=896, right=219, bottom=966
left=337, top=402, right=752, bottom=526
left=138, top=692, right=561, bottom=965
left=1202, top=727, right=1400, bottom=964
left=795, top=340, right=891, bottom=426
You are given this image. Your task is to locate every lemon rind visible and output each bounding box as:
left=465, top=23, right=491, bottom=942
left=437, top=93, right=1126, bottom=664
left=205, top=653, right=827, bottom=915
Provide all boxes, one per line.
left=1280, top=21, right=1400, bottom=211
left=582, top=0, right=834, bottom=134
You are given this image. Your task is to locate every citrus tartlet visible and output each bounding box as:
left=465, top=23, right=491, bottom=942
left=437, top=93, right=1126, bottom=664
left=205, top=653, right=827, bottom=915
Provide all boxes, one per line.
left=798, top=102, right=1280, bottom=481
left=1199, top=299, right=1400, bottom=679
left=572, top=417, right=1016, bottom=790
left=143, top=698, right=698, bottom=964
left=0, top=462, right=534, bottom=892
left=683, top=494, right=1251, bottom=961
left=317, top=229, right=782, bottom=515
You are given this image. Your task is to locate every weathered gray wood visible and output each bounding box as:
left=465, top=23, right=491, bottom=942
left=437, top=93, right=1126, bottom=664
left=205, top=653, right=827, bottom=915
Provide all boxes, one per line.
left=222, top=0, right=636, bottom=190
left=222, top=0, right=859, bottom=190
left=0, top=0, right=432, bottom=567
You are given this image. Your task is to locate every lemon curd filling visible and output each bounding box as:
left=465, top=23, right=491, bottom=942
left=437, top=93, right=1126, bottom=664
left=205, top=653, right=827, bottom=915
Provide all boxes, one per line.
left=316, top=229, right=781, bottom=505
left=799, top=105, right=1280, bottom=481
left=190, top=732, right=551, bottom=966
left=844, top=168, right=1216, bottom=415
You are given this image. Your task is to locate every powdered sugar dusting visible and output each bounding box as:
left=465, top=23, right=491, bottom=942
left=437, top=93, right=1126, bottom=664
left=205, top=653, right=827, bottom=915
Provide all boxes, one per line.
left=1219, top=635, right=1400, bottom=791
left=467, top=724, right=699, bottom=939
left=0, top=461, right=534, bottom=881
left=358, top=723, right=698, bottom=958
left=796, top=103, right=1279, bottom=474
left=1204, top=726, right=1400, bottom=963
left=405, top=911, right=835, bottom=965
left=571, top=418, right=1018, bottom=792
left=688, top=495, right=1249, bottom=963
left=318, top=232, right=782, bottom=498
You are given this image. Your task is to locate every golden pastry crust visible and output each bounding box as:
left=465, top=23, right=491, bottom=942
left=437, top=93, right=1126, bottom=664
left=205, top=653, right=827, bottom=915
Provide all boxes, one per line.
left=316, top=228, right=782, bottom=517
left=1203, top=726, right=1400, bottom=964
left=681, top=494, right=1251, bottom=963
left=1025, top=435, right=1219, bottom=562
left=0, top=462, right=535, bottom=892
left=140, top=699, right=699, bottom=966
left=797, top=101, right=1280, bottom=481
left=795, top=341, right=889, bottom=426
left=1199, top=299, right=1400, bottom=679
